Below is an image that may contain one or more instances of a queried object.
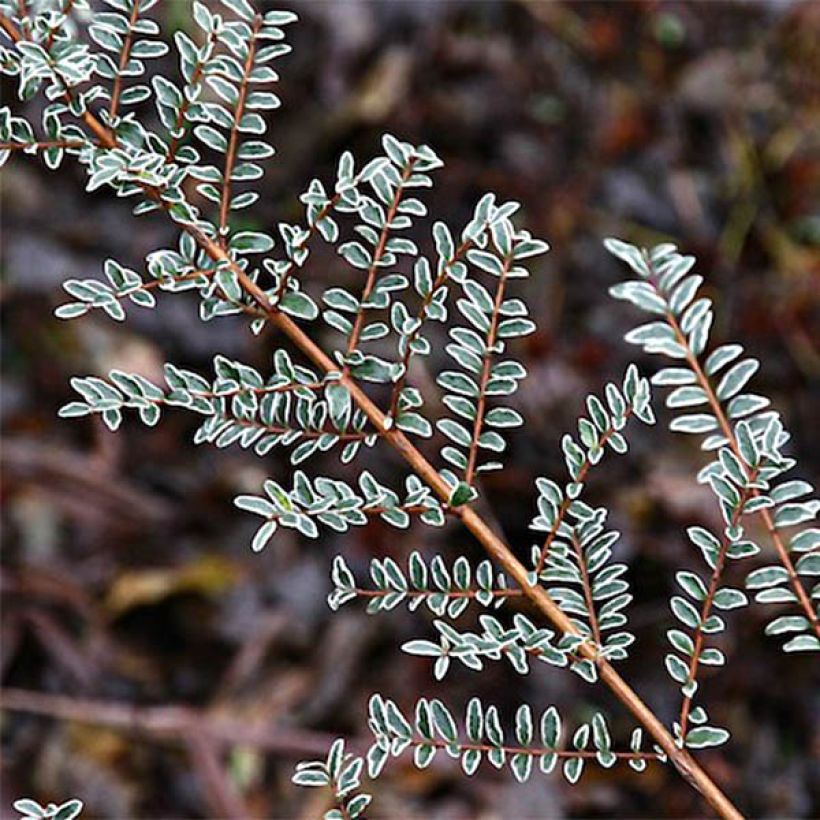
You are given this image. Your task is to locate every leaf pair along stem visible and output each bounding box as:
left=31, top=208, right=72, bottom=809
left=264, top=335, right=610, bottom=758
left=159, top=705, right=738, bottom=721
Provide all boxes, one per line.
left=0, top=13, right=742, bottom=819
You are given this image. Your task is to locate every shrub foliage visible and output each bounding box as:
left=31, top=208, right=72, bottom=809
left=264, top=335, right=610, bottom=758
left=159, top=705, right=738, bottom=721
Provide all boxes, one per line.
left=1, top=2, right=817, bottom=817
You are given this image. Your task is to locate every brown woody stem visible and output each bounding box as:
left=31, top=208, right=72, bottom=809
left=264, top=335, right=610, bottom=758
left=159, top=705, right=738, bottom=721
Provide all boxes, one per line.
left=345, top=159, right=416, bottom=357
left=533, top=408, right=634, bottom=578
left=387, top=236, right=474, bottom=419
left=0, top=139, right=86, bottom=151
left=463, top=254, right=512, bottom=486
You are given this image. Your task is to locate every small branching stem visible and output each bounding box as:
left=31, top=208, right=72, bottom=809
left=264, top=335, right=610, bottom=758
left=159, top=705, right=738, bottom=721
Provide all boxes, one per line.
left=0, top=139, right=86, bottom=151
left=45, top=0, right=76, bottom=51
left=225, top=417, right=372, bottom=442
left=464, top=254, right=512, bottom=486
left=387, top=236, right=474, bottom=418
left=355, top=587, right=519, bottom=600
left=273, top=193, right=342, bottom=301
left=533, top=409, right=634, bottom=577
left=107, top=0, right=141, bottom=122
left=218, top=14, right=262, bottom=247
left=166, top=34, right=217, bottom=163
left=421, top=737, right=657, bottom=761
left=266, top=503, right=430, bottom=526
left=678, top=480, right=756, bottom=737
left=571, top=531, right=602, bottom=649
left=345, top=159, right=416, bottom=357
left=657, top=300, right=819, bottom=641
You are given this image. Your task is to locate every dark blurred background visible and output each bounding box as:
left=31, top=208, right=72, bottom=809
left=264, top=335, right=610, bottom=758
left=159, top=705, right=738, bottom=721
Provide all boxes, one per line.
left=1, top=1, right=819, bottom=817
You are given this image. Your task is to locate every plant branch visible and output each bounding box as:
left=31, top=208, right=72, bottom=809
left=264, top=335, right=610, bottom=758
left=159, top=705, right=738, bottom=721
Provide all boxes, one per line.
left=653, top=286, right=819, bottom=641
left=419, top=736, right=657, bottom=762
left=387, top=236, right=474, bottom=418
left=463, top=254, right=512, bottom=486
left=533, top=408, right=634, bottom=578
left=45, top=0, right=76, bottom=51
left=345, top=159, right=416, bottom=357
left=354, top=586, right=521, bottom=601
left=0, top=18, right=744, bottom=816
left=273, top=192, right=343, bottom=301
left=0, top=139, right=87, bottom=151
left=571, top=530, right=602, bottom=649
left=108, top=0, right=141, bottom=122
left=165, top=32, right=218, bottom=164
left=217, top=14, right=262, bottom=247
left=221, top=416, right=374, bottom=442
left=678, top=481, right=756, bottom=737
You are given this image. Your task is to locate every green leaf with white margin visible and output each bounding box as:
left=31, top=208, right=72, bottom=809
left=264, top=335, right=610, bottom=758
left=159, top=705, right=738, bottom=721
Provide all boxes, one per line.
left=279, top=290, right=318, bottom=320
left=685, top=726, right=730, bottom=749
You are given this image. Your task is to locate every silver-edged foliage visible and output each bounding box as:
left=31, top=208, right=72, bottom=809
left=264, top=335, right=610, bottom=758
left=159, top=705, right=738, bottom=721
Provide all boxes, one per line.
left=434, top=204, right=546, bottom=496
left=292, top=738, right=371, bottom=820
left=529, top=365, right=653, bottom=577
left=3, top=2, right=816, bottom=814
left=606, top=238, right=819, bottom=654
left=328, top=552, right=514, bottom=616
left=536, top=507, right=635, bottom=683
left=237, top=471, right=444, bottom=551
left=360, top=695, right=656, bottom=785
left=402, top=612, right=570, bottom=682
left=295, top=697, right=656, bottom=818
left=59, top=352, right=379, bottom=465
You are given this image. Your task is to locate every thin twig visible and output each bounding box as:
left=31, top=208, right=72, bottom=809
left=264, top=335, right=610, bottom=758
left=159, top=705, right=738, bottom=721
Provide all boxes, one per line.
left=533, top=409, right=634, bottom=578
left=107, top=0, right=141, bottom=122
left=420, top=736, right=658, bottom=761
left=165, top=31, right=218, bottom=164
left=45, top=0, right=75, bottom=51
left=345, top=159, right=416, bottom=357
left=387, top=236, right=474, bottom=419
left=218, top=14, right=262, bottom=247
left=354, top=586, right=521, bottom=601
left=0, top=139, right=87, bottom=151
left=273, top=193, right=342, bottom=302
left=571, top=531, right=602, bottom=649
left=218, top=416, right=375, bottom=442
left=677, top=480, right=756, bottom=737
left=464, top=254, right=512, bottom=486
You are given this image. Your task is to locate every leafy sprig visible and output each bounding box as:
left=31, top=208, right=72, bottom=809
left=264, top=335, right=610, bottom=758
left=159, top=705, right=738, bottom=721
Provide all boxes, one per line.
left=292, top=739, right=371, bottom=820
left=607, top=238, right=819, bottom=652
left=536, top=507, right=634, bottom=682
left=328, top=552, right=517, bottom=616
left=530, top=364, right=654, bottom=579
left=237, top=471, right=444, bottom=551
left=435, top=210, right=547, bottom=500
left=363, top=695, right=658, bottom=784
left=59, top=352, right=380, bottom=466
left=5, top=3, right=812, bottom=816
left=402, top=612, right=570, bottom=681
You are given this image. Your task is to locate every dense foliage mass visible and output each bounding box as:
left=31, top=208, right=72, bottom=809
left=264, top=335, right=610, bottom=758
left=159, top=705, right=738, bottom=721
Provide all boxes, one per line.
left=1, top=2, right=817, bottom=818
